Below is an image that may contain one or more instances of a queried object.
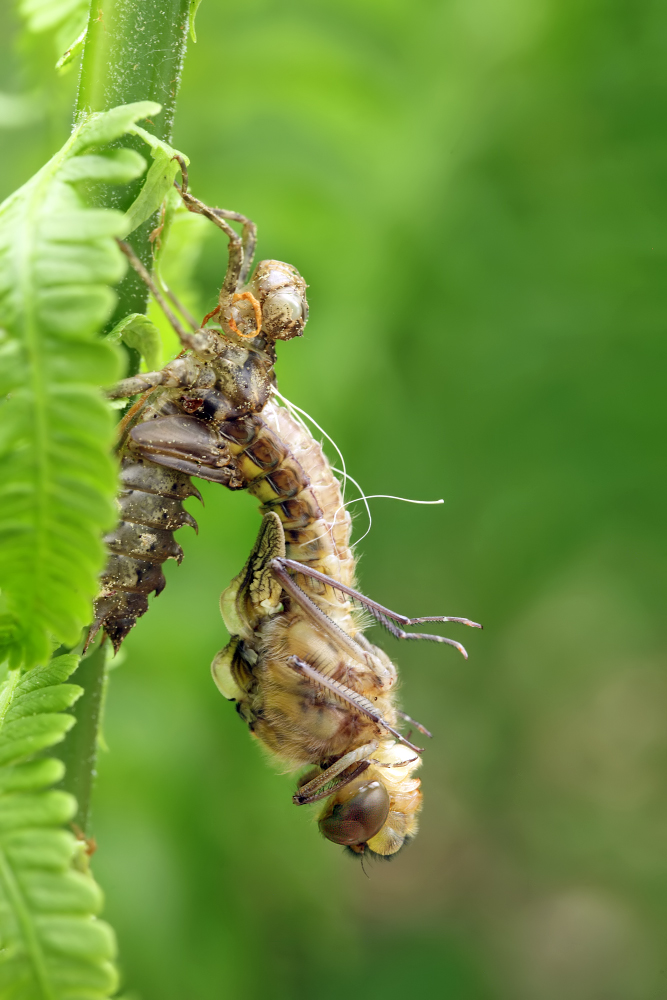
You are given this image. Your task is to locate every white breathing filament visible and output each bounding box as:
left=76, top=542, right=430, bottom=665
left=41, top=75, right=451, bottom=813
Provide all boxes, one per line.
left=330, top=467, right=372, bottom=541
left=332, top=494, right=444, bottom=546
left=271, top=388, right=349, bottom=499
left=271, top=388, right=443, bottom=546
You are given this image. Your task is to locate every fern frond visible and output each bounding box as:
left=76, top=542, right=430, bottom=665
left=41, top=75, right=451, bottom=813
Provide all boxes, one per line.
left=0, top=101, right=161, bottom=669
left=18, top=0, right=91, bottom=66
left=107, top=314, right=162, bottom=373
left=0, top=652, right=118, bottom=999
left=119, top=125, right=189, bottom=238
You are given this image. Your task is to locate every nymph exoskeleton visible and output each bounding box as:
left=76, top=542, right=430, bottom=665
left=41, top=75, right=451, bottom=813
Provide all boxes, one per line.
left=99, top=165, right=481, bottom=857
left=94, top=160, right=310, bottom=647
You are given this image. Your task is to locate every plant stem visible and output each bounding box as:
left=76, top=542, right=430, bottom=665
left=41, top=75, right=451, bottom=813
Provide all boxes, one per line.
left=77, top=0, right=191, bottom=331
left=56, top=0, right=191, bottom=836
left=58, top=643, right=107, bottom=833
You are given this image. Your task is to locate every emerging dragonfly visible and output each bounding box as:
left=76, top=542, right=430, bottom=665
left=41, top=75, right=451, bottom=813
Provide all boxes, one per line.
left=101, top=163, right=481, bottom=858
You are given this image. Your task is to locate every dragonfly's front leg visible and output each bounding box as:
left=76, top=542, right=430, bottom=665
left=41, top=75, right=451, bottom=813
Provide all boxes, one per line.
left=293, top=742, right=378, bottom=805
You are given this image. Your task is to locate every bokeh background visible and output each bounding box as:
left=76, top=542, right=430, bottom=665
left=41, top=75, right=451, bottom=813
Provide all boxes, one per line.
left=2, top=1, right=666, bottom=997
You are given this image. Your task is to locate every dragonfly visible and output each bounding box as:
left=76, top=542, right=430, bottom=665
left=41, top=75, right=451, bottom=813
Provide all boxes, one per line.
left=99, top=163, right=481, bottom=858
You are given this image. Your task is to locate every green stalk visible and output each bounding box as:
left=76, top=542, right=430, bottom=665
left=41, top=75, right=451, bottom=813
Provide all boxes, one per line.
left=77, top=0, right=191, bottom=330
left=57, top=643, right=107, bottom=833
left=57, top=0, right=191, bottom=835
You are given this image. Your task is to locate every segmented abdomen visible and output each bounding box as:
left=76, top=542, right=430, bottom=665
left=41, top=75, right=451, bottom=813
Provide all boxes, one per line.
left=94, top=390, right=354, bottom=648
left=230, top=399, right=355, bottom=627
left=94, top=457, right=199, bottom=648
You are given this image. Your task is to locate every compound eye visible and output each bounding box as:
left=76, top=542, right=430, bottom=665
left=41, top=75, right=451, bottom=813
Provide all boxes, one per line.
left=319, top=781, right=390, bottom=846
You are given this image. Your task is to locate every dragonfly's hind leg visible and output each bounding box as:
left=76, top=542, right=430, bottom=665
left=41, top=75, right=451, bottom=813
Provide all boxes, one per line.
left=275, top=556, right=481, bottom=658
left=364, top=613, right=471, bottom=658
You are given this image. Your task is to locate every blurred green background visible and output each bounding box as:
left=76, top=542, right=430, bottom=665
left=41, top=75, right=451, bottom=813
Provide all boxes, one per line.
left=2, top=1, right=666, bottom=997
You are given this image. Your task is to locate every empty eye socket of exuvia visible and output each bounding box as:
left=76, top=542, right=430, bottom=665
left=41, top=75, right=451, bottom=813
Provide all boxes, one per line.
left=262, top=290, right=308, bottom=337
left=319, top=781, right=391, bottom=846
left=266, top=291, right=304, bottom=322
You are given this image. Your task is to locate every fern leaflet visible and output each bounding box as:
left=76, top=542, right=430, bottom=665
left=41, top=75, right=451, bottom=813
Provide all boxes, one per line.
left=0, top=100, right=163, bottom=669
left=18, top=0, right=91, bottom=67
left=0, top=652, right=118, bottom=999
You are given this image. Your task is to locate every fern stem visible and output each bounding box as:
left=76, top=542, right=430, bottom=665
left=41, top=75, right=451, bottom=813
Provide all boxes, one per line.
left=56, top=0, right=192, bottom=836
left=76, top=0, right=191, bottom=330
left=58, top=643, right=108, bottom=834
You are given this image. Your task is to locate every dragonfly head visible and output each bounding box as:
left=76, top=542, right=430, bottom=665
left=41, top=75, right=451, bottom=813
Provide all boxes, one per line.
left=318, top=779, right=390, bottom=849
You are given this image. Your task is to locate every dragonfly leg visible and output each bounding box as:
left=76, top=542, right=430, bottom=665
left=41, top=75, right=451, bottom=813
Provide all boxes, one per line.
left=117, top=238, right=229, bottom=358
left=107, top=354, right=199, bottom=399
left=209, top=206, right=257, bottom=288
left=274, top=556, right=479, bottom=658
left=369, top=614, right=470, bottom=659
left=276, top=557, right=481, bottom=629
left=127, top=413, right=243, bottom=486
left=107, top=371, right=166, bottom=399
left=396, top=710, right=433, bottom=739
left=271, top=560, right=377, bottom=669
left=293, top=742, right=378, bottom=805
left=285, top=655, right=423, bottom=754
left=157, top=280, right=199, bottom=332
left=116, top=239, right=197, bottom=346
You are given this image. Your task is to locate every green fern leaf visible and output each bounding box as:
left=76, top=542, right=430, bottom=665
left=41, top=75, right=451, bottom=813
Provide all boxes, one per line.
left=107, top=314, right=162, bottom=373
left=0, top=101, right=160, bottom=669
left=119, top=125, right=189, bottom=237
left=0, top=652, right=118, bottom=999
left=18, top=0, right=91, bottom=67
